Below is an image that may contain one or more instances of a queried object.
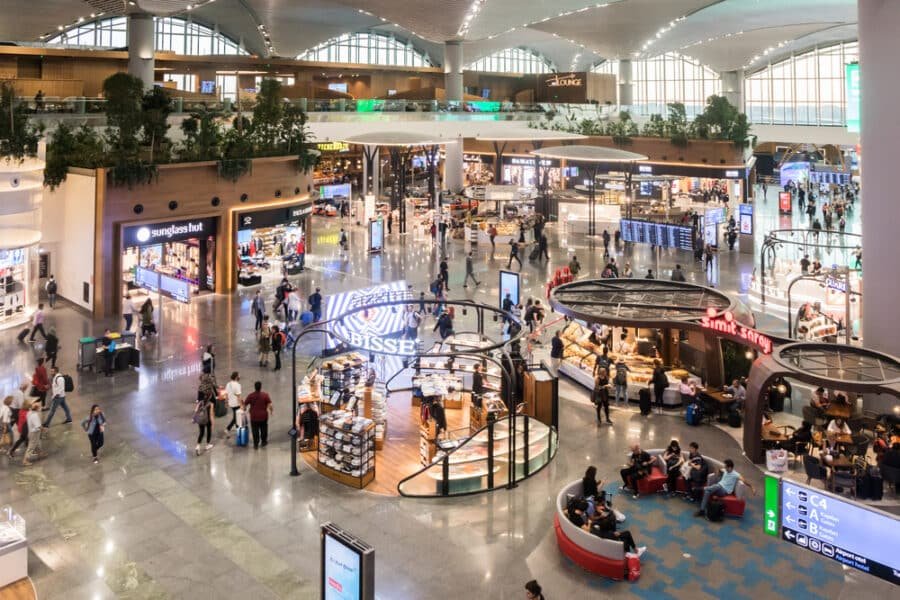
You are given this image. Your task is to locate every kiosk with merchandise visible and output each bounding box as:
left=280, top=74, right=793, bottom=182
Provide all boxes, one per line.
left=289, top=286, right=559, bottom=497
left=0, top=506, right=27, bottom=590
left=121, top=217, right=217, bottom=296
left=0, top=230, right=40, bottom=329
left=236, top=202, right=313, bottom=284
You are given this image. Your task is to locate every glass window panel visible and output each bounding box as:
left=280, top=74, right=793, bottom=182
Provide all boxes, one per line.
left=295, top=32, right=432, bottom=67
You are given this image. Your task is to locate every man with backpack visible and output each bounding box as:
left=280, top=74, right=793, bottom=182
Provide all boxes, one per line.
left=43, top=366, right=72, bottom=427
left=45, top=276, right=58, bottom=308
left=270, top=325, right=286, bottom=372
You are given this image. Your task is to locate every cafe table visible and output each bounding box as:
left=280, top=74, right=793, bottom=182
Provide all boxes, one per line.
left=699, top=388, right=735, bottom=422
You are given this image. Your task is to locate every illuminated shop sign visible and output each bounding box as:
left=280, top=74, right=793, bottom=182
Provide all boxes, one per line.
left=507, top=157, right=554, bottom=166
left=317, top=141, right=350, bottom=152
left=725, top=170, right=741, bottom=178
left=825, top=276, right=847, bottom=293
left=346, top=332, right=418, bottom=356
left=638, top=165, right=653, bottom=174
left=123, top=217, right=217, bottom=247
left=545, top=73, right=583, bottom=87
left=700, top=308, right=773, bottom=354
left=238, top=203, right=313, bottom=230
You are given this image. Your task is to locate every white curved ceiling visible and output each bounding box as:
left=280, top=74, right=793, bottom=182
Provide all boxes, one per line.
left=0, top=0, right=858, bottom=72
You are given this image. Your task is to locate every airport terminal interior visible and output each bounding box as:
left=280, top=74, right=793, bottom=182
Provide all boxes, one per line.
left=0, top=1, right=898, bottom=599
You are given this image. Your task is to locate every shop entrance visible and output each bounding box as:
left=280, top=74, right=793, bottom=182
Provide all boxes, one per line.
left=121, top=217, right=217, bottom=297
left=236, top=202, right=312, bottom=286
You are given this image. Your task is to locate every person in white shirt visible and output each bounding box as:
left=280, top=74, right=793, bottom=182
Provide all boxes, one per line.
left=0, top=396, right=12, bottom=447
left=43, top=366, right=72, bottom=427
left=29, top=303, right=47, bottom=341
left=224, top=371, right=243, bottom=434
left=405, top=307, right=421, bottom=340
left=9, top=382, right=26, bottom=428
left=287, top=291, right=302, bottom=323
left=23, top=402, right=45, bottom=465
left=122, top=294, right=135, bottom=331
left=826, top=418, right=852, bottom=437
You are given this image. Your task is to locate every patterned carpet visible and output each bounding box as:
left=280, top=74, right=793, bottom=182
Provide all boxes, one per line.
left=557, top=488, right=846, bottom=599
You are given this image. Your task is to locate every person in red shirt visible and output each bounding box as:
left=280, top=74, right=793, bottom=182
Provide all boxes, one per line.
left=243, top=381, right=272, bottom=448
left=31, top=358, right=50, bottom=410
left=296, top=237, right=306, bottom=271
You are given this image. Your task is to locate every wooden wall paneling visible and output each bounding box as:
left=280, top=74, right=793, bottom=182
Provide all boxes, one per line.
left=0, top=56, right=17, bottom=78
left=13, top=78, right=84, bottom=98
left=42, top=58, right=75, bottom=80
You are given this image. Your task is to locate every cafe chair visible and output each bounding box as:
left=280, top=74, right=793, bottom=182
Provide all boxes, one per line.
left=802, top=455, right=828, bottom=488
left=850, top=433, right=870, bottom=458
left=880, top=464, right=900, bottom=496
left=829, top=465, right=857, bottom=499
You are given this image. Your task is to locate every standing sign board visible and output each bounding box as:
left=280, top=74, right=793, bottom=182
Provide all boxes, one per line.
left=368, top=218, right=384, bottom=253
left=321, top=523, right=374, bottom=600
left=499, top=270, right=521, bottom=308
left=778, top=192, right=792, bottom=215
left=776, top=478, right=899, bottom=585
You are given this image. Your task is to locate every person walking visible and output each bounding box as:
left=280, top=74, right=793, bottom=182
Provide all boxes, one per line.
left=296, top=236, right=306, bottom=271
left=122, top=293, right=135, bottom=331
left=31, top=358, right=50, bottom=410
left=139, top=298, right=156, bottom=339
left=81, top=404, right=106, bottom=464
left=271, top=325, right=286, bottom=371
left=487, top=224, right=497, bottom=258
left=594, top=367, right=612, bottom=425
left=202, top=344, right=215, bottom=374
left=405, top=306, right=422, bottom=340
left=602, top=229, right=611, bottom=255
left=22, top=402, right=45, bottom=466
left=287, top=290, right=301, bottom=323
left=539, top=233, right=549, bottom=261
left=193, top=387, right=214, bottom=456
left=339, top=228, right=348, bottom=252
left=308, top=288, right=323, bottom=322
left=43, top=366, right=72, bottom=427
left=29, top=303, right=47, bottom=341
left=7, top=401, right=31, bottom=459
left=439, top=258, right=450, bottom=291
left=44, top=327, right=59, bottom=368
left=45, top=276, right=58, bottom=308
left=258, top=317, right=272, bottom=367
left=613, top=358, right=630, bottom=404
left=507, top=238, right=522, bottom=269
left=243, top=381, right=272, bottom=448
left=463, top=252, right=481, bottom=288
left=9, top=382, right=25, bottom=428
left=0, top=397, right=12, bottom=451
left=251, top=291, right=265, bottom=331
left=224, top=371, right=243, bottom=434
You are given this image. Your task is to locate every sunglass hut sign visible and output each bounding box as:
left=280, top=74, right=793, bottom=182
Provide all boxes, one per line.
left=126, top=218, right=217, bottom=246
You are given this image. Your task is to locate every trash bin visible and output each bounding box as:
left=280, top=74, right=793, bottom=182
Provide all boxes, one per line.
left=766, top=449, right=789, bottom=473
left=77, top=337, right=97, bottom=371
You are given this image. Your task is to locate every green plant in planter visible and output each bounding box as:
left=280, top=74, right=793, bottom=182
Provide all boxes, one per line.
left=690, top=95, right=751, bottom=146
left=642, top=113, right=666, bottom=138
left=102, top=73, right=149, bottom=188
left=43, top=122, right=106, bottom=189
left=0, top=81, right=41, bottom=162
left=141, top=85, right=172, bottom=164
left=109, top=158, right=158, bottom=189
left=219, top=116, right=253, bottom=182
left=177, top=108, right=223, bottom=162
left=666, top=102, right=689, bottom=147
left=252, top=79, right=284, bottom=156
left=279, top=102, right=317, bottom=173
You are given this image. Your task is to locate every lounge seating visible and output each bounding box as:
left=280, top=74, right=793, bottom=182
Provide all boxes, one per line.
left=554, top=480, right=630, bottom=580
left=634, top=450, right=748, bottom=517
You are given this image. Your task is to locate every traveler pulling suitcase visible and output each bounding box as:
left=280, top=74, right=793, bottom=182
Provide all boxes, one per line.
left=685, top=403, right=702, bottom=426
left=638, top=388, right=652, bottom=416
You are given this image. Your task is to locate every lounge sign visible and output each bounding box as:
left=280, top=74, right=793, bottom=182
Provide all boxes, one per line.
left=700, top=308, right=774, bottom=354
left=546, top=73, right=583, bottom=87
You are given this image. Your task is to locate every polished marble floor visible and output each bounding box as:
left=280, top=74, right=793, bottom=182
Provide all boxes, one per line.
left=2, top=188, right=891, bottom=600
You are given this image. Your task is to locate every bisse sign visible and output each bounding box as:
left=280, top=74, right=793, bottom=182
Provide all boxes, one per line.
left=700, top=308, right=773, bottom=354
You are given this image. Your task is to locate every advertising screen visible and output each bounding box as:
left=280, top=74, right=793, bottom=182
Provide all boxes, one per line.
left=780, top=480, right=899, bottom=585
left=705, top=206, right=726, bottom=225
left=328, top=82, right=348, bottom=94
left=846, top=63, right=860, bottom=133
left=703, top=222, right=718, bottom=247
left=739, top=204, right=753, bottom=235
left=134, top=267, right=159, bottom=292
left=159, top=274, right=191, bottom=304
left=499, top=270, right=521, bottom=308
left=369, top=219, right=383, bottom=253
left=778, top=192, right=793, bottom=214
left=325, top=281, right=411, bottom=349
left=319, top=183, right=353, bottom=201
left=200, top=80, right=215, bottom=94
left=323, top=533, right=361, bottom=600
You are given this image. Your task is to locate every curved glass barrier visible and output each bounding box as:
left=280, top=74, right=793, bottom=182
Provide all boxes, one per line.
left=397, top=414, right=558, bottom=497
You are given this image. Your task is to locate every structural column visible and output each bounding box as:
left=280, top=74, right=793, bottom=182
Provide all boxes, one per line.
left=443, top=138, right=464, bottom=194
left=720, top=70, right=745, bottom=112
left=859, top=0, right=900, bottom=358
left=617, top=59, right=633, bottom=108
left=444, top=41, right=464, bottom=103
left=127, top=13, right=155, bottom=89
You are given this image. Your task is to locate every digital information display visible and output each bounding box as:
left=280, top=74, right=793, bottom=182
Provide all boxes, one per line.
left=134, top=267, right=159, bottom=292
left=779, top=479, right=900, bottom=585
left=369, top=219, right=384, bottom=253
left=620, top=219, right=694, bottom=251
left=321, top=523, right=374, bottom=600
left=499, top=270, right=521, bottom=308
left=778, top=192, right=793, bottom=214
left=739, top=204, right=753, bottom=235
left=705, top=206, right=726, bottom=225
left=159, top=274, right=191, bottom=304
left=319, top=183, right=353, bottom=200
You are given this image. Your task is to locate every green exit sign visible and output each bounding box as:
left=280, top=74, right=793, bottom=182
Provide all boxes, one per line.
left=764, top=475, right=779, bottom=537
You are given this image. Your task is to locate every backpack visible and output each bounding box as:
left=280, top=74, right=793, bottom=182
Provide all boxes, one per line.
left=192, top=401, right=209, bottom=425
left=63, top=374, right=75, bottom=393
left=47, top=280, right=57, bottom=294
left=273, top=331, right=287, bottom=350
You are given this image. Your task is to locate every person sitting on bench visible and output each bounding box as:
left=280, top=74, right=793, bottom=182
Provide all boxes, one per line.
left=695, top=459, right=754, bottom=517
left=619, top=443, right=652, bottom=499
left=591, top=502, right=646, bottom=557
left=684, top=442, right=710, bottom=502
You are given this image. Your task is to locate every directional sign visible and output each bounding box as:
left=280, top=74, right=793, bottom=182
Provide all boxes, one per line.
left=764, top=475, right=779, bottom=537
left=780, top=479, right=900, bottom=585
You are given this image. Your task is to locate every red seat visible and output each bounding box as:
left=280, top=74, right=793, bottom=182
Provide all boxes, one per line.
left=717, top=495, right=746, bottom=517
left=553, top=515, right=627, bottom=580
left=636, top=466, right=667, bottom=495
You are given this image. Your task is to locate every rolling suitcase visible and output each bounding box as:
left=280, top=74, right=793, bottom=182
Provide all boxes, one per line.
left=529, top=246, right=540, bottom=261
left=300, top=311, right=314, bottom=326
left=706, top=500, right=726, bottom=522
left=17, top=328, right=30, bottom=343
left=728, top=410, right=742, bottom=428
left=235, top=426, right=249, bottom=447
left=868, top=467, right=884, bottom=500
left=638, top=388, right=652, bottom=416
left=686, top=403, right=702, bottom=426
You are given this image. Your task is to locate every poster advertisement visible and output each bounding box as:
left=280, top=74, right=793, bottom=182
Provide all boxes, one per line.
left=779, top=192, right=792, bottom=215
left=369, top=219, right=384, bottom=253
left=499, top=270, right=520, bottom=308
left=739, top=204, right=753, bottom=235
left=323, top=534, right=361, bottom=600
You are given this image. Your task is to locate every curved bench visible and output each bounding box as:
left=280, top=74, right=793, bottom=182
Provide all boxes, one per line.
left=554, top=480, right=631, bottom=580
left=634, top=450, right=748, bottom=517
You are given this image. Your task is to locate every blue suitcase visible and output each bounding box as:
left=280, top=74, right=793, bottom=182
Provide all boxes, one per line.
left=300, top=311, right=314, bottom=326
left=236, top=426, right=249, bottom=447
left=686, top=403, right=702, bottom=426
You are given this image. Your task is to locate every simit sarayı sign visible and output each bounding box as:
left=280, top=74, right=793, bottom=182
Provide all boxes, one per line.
left=700, top=308, right=773, bottom=355
left=123, top=217, right=218, bottom=247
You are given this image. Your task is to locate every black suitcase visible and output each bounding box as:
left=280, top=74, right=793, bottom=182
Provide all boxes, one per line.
left=529, top=246, right=540, bottom=261
left=869, top=467, right=884, bottom=500
left=856, top=473, right=872, bottom=500
left=706, top=500, right=725, bottom=522
left=639, top=388, right=652, bottom=415
left=17, top=328, right=30, bottom=342
left=728, top=410, right=742, bottom=428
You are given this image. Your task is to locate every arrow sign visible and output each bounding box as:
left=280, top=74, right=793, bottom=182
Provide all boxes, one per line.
left=786, top=488, right=795, bottom=496
left=786, top=502, right=795, bottom=510
left=786, top=515, right=796, bottom=524
left=785, top=530, right=795, bottom=541
left=767, top=510, right=776, bottom=518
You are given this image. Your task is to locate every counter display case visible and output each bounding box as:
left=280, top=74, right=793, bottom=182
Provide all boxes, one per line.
left=558, top=321, right=700, bottom=405
left=0, top=506, right=27, bottom=588
left=317, top=410, right=375, bottom=489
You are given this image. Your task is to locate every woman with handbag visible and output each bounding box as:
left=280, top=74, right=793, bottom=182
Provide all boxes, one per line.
left=82, top=404, right=106, bottom=464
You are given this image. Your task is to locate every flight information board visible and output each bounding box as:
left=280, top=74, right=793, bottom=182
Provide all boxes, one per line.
left=620, top=219, right=694, bottom=251
left=780, top=479, right=900, bottom=585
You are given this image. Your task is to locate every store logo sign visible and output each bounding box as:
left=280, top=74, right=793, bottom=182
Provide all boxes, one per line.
left=546, top=73, right=583, bottom=88
left=825, top=276, right=847, bottom=293
left=136, top=227, right=151, bottom=243
left=242, top=216, right=253, bottom=227
left=700, top=308, right=773, bottom=354
left=347, top=331, right=418, bottom=356
left=147, top=221, right=205, bottom=240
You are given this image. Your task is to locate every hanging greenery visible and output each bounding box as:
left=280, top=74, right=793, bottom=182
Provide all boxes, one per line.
left=0, top=81, right=41, bottom=162
left=141, top=85, right=173, bottom=164
left=43, top=123, right=106, bottom=189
